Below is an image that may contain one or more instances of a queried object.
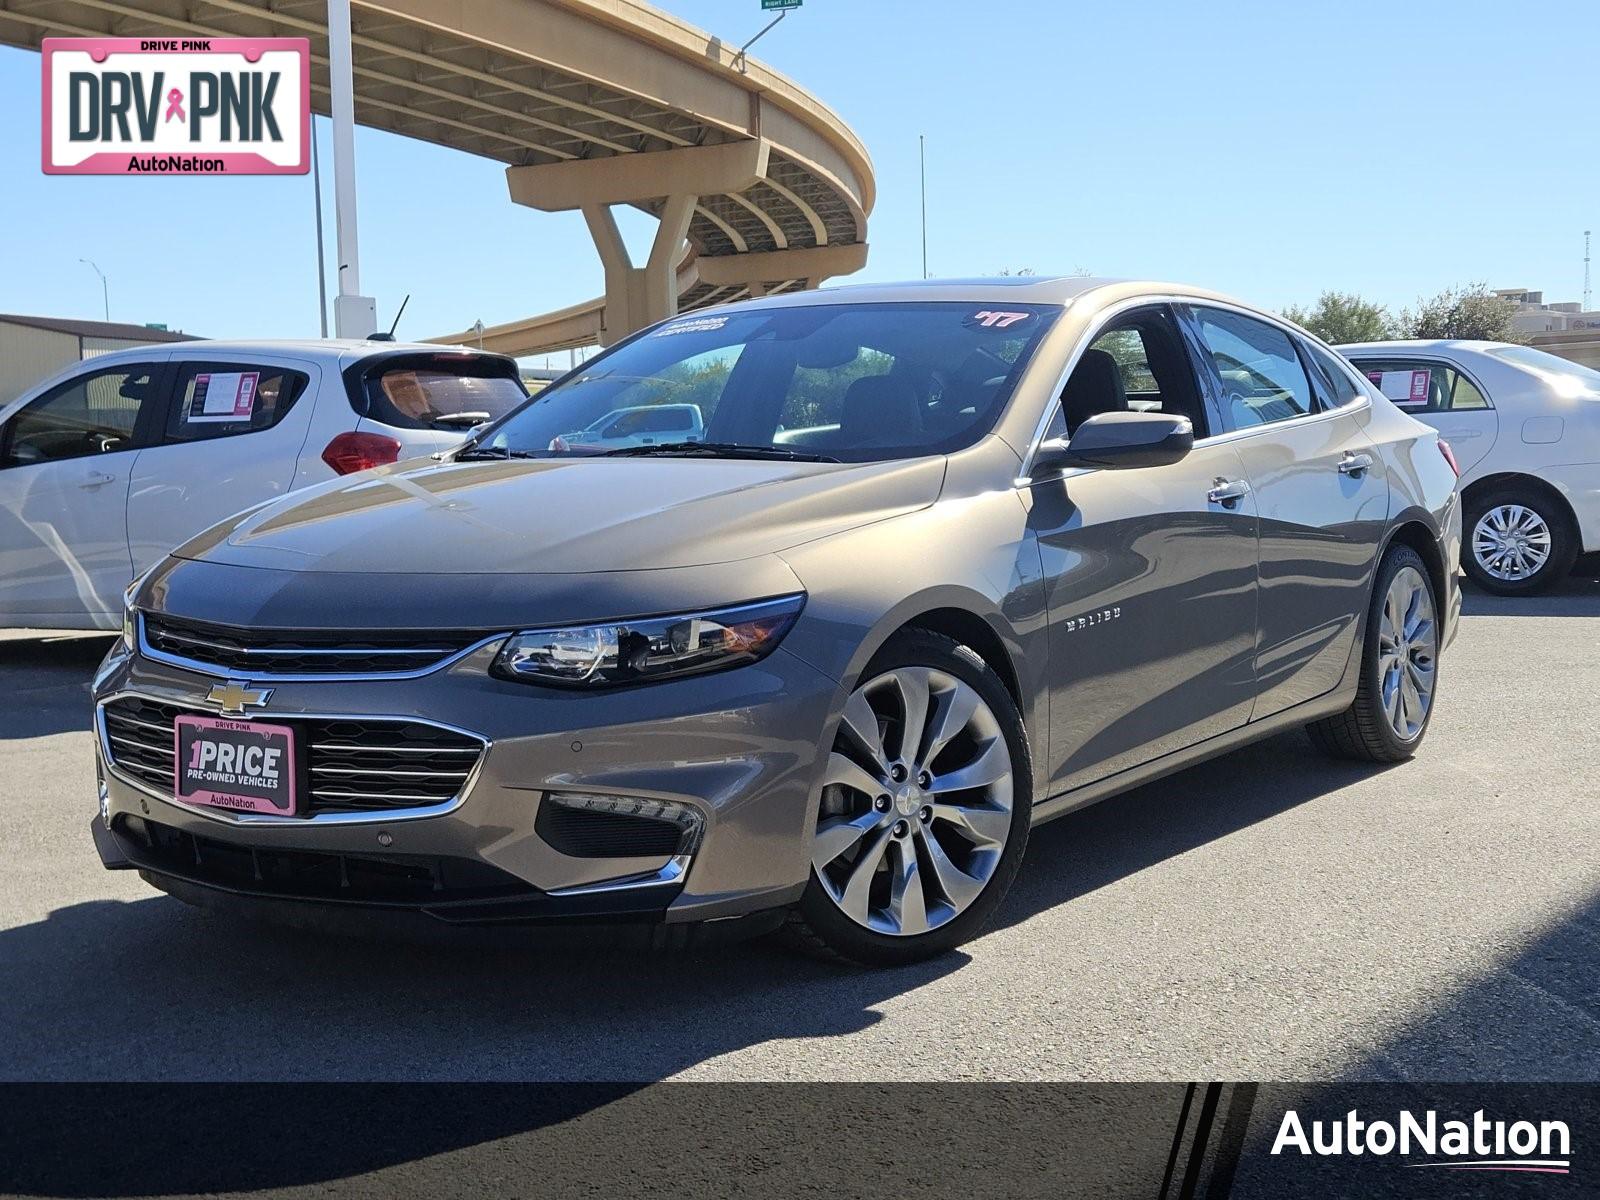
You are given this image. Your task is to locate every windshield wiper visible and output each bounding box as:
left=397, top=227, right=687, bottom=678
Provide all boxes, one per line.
left=453, top=446, right=542, bottom=461
left=599, top=441, right=840, bottom=463
left=432, top=412, right=492, bottom=428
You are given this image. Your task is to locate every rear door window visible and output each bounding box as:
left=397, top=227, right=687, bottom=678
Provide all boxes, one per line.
left=1347, top=359, right=1492, bottom=413
left=351, top=353, right=529, bottom=432
left=163, top=361, right=311, bottom=443
left=1186, top=306, right=1314, bottom=430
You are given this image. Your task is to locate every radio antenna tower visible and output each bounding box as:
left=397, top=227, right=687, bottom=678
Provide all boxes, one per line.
left=1585, top=230, right=1592, bottom=312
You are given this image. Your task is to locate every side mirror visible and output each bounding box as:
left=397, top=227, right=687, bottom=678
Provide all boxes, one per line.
left=1033, top=411, right=1195, bottom=474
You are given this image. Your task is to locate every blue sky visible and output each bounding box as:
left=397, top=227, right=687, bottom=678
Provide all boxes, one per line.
left=1, top=0, right=1594, bottom=365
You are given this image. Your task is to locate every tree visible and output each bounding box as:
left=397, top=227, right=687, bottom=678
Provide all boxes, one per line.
left=1397, top=283, right=1524, bottom=342
left=1282, top=291, right=1397, bottom=344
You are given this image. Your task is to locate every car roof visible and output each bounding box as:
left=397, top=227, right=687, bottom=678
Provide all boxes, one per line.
left=55, top=338, right=495, bottom=367
left=1336, top=339, right=1516, bottom=356
left=700, top=276, right=1268, bottom=313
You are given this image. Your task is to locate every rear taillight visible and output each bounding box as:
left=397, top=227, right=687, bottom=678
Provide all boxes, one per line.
left=322, top=431, right=402, bottom=476
left=1437, top=438, right=1461, bottom=477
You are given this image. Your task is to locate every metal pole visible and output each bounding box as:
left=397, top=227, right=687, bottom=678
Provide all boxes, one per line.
left=734, top=9, right=787, bottom=73
left=310, top=116, right=329, bottom=338
left=79, top=259, right=109, bottom=321
left=327, top=0, right=374, bottom=336
left=919, top=135, right=928, bottom=279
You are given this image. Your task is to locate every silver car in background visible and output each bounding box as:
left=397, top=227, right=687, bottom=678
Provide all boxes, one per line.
left=91, top=278, right=1460, bottom=966
left=1340, top=340, right=1600, bottom=594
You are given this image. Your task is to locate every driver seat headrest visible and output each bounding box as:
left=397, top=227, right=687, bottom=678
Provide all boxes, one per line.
left=1060, top=348, right=1129, bottom=435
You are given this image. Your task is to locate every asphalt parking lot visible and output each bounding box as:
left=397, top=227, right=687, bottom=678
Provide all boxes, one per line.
left=2, top=573, right=1596, bottom=1083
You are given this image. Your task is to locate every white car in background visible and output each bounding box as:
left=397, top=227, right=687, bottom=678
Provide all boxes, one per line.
left=1340, top=340, right=1600, bottom=594
left=553, top=402, right=704, bottom=451
left=0, top=340, right=526, bottom=630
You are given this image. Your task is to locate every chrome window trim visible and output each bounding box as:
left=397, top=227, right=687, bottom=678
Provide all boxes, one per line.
left=96, top=688, right=491, bottom=827
left=1340, top=351, right=1498, bottom=413
left=137, top=614, right=509, bottom=683
left=1017, top=293, right=1373, bottom=481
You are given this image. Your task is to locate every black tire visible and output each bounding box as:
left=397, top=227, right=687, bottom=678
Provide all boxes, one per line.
left=1461, top=483, right=1578, bottom=596
left=784, top=630, right=1032, bottom=967
left=1307, top=544, right=1439, bottom=763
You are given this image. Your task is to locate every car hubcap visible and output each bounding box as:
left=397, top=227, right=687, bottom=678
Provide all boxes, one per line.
left=812, top=667, right=1014, bottom=937
left=1473, top=504, right=1552, bottom=581
left=1377, top=566, right=1437, bottom=741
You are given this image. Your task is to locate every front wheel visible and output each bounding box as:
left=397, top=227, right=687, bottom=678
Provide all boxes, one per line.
left=785, top=631, right=1032, bottom=966
left=1307, top=544, right=1440, bottom=762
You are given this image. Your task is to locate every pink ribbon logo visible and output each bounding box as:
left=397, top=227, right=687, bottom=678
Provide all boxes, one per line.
left=164, top=87, right=185, bottom=123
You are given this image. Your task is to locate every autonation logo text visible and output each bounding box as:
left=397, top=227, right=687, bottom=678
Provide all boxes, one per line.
left=1272, top=1108, right=1572, bottom=1176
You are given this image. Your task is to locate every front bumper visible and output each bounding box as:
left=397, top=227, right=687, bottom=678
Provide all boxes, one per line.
left=90, top=635, right=839, bottom=928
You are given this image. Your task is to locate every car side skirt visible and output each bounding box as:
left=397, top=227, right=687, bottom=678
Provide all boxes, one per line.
left=1031, top=678, right=1356, bottom=827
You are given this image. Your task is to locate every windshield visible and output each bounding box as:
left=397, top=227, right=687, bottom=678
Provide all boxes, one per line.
left=471, top=302, right=1059, bottom=463
left=1486, top=345, right=1600, bottom=394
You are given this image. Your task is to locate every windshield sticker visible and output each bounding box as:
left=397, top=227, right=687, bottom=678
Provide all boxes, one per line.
left=654, top=315, right=729, bottom=338
left=184, top=371, right=260, bottom=423
left=966, top=310, right=1034, bottom=330
left=1367, top=369, right=1431, bottom=406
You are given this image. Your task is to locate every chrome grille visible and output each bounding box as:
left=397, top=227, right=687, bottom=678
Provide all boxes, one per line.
left=140, top=613, right=496, bottom=677
left=101, top=697, right=484, bottom=816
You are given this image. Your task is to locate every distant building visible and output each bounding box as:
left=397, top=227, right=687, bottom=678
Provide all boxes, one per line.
left=1493, top=288, right=1600, bottom=336
left=0, top=314, right=198, bottom=407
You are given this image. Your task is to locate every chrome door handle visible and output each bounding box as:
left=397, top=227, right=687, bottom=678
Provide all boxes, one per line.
left=1338, top=451, right=1375, bottom=477
left=1207, top=477, right=1251, bottom=507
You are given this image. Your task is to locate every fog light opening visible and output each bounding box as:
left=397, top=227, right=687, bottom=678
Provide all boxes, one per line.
left=545, top=792, right=705, bottom=857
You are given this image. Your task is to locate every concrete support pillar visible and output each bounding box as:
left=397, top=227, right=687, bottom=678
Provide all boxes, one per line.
left=582, top=194, right=697, bottom=346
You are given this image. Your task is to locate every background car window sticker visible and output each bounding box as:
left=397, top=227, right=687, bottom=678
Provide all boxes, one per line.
left=654, top=315, right=729, bottom=338
left=1366, top=369, right=1431, bottom=407
left=184, top=371, right=260, bottom=423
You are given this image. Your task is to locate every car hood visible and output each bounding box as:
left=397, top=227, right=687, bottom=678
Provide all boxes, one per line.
left=172, top=455, right=947, bottom=575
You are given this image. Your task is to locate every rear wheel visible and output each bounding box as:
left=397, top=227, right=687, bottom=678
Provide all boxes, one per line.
left=1307, top=544, right=1440, bottom=762
left=786, top=631, right=1031, bottom=966
left=1463, top=484, right=1577, bottom=596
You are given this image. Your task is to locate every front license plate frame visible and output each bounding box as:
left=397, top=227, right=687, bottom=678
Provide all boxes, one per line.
left=173, top=714, right=298, bottom=816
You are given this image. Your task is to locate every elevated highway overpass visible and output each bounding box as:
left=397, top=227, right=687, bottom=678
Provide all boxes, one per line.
left=0, top=0, right=874, bottom=353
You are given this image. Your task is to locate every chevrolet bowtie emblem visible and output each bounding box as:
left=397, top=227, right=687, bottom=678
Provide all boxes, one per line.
left=206, top=682, right=273, bottom=716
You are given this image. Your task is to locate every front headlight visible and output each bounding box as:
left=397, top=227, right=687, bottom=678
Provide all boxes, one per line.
left=491, top=594, right=805, bottom=688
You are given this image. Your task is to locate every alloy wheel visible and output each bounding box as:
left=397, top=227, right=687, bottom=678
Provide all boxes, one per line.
left=1472, top=504, right=1552, bottom=582
left=1377, top=565, right=1437, bottom=741
left=811, top=667, right=1014, bottom=937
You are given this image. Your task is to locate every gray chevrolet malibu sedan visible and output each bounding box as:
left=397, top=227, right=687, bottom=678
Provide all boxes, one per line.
left=91, top=278, right=1461, bottom=965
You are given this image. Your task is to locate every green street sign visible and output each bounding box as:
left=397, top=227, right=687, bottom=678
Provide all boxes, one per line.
left=761, top=0, right=802, bottom=10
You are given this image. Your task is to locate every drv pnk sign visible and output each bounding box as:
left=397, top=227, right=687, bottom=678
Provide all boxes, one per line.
left=42, top=38, right=310, bottom=175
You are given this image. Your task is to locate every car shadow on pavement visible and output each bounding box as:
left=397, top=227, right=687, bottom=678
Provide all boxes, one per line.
left=0, top=635, right=116, bottom=740
left=1459, top=567, right=1600, bottom=618
left=994, top=729, right=1392, bottom=937
left=0, top=731, right=1385, bottom=1085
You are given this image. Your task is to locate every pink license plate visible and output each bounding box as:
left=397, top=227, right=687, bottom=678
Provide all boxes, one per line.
left=173, top=714, right=297, bottom=816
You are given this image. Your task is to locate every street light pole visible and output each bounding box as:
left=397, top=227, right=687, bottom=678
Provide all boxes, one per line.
left=919, top=135, right=928, bottom=279
left=310, top=116, right=330, bottom=338
left=79, top=258, right=109, bottom=321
